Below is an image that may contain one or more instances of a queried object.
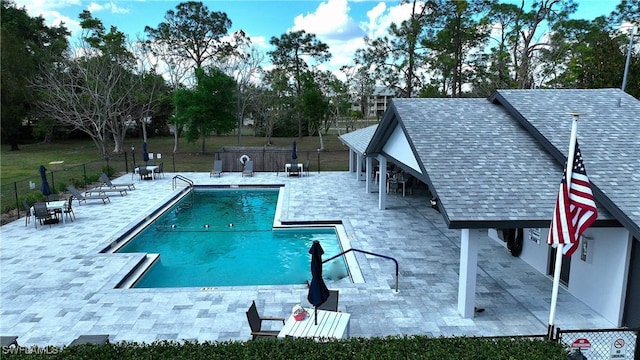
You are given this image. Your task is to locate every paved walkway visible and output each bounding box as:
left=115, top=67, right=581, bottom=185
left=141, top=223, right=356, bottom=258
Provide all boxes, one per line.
left=0, top=171, right=613, bottom=346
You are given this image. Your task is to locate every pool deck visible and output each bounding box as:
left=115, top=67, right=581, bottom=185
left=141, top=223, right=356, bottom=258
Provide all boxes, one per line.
left=0, top=171, right=614, bottom=346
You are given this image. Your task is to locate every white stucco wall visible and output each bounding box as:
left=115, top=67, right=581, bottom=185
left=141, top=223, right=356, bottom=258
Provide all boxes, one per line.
left=566, top=228, right=631, bottom=326
left=515, top=227, right=632, bottom=326
left=382, top=125, right=421, bottom=173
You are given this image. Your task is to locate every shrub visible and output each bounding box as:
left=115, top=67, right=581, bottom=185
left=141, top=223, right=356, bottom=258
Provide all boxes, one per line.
left=102, top=165, right=115, bottom=178
left=1, top=336, right=567, bottom=360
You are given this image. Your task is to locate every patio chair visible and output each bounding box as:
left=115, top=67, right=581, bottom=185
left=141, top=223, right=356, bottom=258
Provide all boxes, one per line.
left=33, top=202, right=58, bottom=228
left=22, top=200, right=33, bottom=227
left=242, top=160, right=254, bottom=177
left=100, top=173, right=135, bottom=190
left=288, top=159, right=300, bottom=177
left=210, top=160, right=223, bottom=177
left=153, top=162, right=165, bottom=179
left=246, top=300, right=285, bottom=340
left=63, top=196, right=76, bottom=222
left=138, top=167, right=152, bottom=181
left=317, top=290, right=339, bottom=312
left=67, top=185, right=110, bottom=205
left=303, top=159, right=310, bottom=176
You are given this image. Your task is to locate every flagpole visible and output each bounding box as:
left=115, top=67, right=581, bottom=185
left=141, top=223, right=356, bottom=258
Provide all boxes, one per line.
left=547, top=112, right=581, bottom=340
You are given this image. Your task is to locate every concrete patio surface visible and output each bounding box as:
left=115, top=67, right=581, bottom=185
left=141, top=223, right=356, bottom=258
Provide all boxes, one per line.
left=0, top=171, right=614, bottom=346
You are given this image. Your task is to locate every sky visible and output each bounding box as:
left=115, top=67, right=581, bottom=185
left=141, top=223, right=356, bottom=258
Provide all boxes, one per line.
left=12, top=0, right=624, bottom=75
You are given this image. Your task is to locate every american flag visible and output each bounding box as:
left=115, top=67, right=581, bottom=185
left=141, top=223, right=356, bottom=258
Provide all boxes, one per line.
left=547, top=142, right=598, bottom=256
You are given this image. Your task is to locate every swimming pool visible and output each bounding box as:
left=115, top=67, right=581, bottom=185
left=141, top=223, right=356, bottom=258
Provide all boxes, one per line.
left=111, top=188, right=354, bottom=288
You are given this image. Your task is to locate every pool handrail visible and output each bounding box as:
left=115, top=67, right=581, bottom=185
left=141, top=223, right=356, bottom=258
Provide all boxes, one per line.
left=323, top=248, right=399, bottom=293
left=172, top=175, right=194, bottom=190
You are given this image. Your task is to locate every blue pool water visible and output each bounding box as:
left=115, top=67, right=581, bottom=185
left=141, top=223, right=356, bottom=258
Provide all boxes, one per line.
left=117, top=189, right=348, bottom=288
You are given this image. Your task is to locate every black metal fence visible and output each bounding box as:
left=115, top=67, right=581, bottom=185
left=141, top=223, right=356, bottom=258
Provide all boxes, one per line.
left=557, top=328, right=638, bottom=359
left=1, top=149, right=349, bottom=218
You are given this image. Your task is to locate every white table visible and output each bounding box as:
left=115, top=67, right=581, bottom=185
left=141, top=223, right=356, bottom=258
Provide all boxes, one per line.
left=285, top=163, right=303, bottom=176
left=135, top=165, right=159, bottom=180
left=30, top=200, right=67, bottom=227
left=278, top=309, right=350, bottom=340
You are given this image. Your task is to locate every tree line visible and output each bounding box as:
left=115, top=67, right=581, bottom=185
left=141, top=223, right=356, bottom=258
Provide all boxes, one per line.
left=1, top=0, right=638, bottom=157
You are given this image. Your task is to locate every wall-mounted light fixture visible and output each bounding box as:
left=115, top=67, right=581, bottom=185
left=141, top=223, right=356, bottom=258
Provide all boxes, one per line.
left=430, top=197, right=439, bottom=212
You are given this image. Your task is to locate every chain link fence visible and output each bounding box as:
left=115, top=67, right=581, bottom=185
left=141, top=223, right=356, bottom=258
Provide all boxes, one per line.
left=1, top=149, right=349, bottom=220
left=557, top=328, right=638, bottom=360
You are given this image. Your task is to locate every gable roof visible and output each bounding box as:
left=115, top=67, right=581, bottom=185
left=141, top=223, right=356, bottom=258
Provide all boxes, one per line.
left=490, top=88, right=640, bottom=240
left=364, top=93, right=621, bottom=232
left=338, top=124, right=378, bottom=155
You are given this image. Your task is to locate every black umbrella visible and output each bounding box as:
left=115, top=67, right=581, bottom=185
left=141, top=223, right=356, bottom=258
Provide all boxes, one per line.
left=307, top=240, right=329, bottom=325
left=39, top=165, right=52, bottom=197
left=292, top=141, right=298, bottom=160
left=142, top=142, right=149, bottom=164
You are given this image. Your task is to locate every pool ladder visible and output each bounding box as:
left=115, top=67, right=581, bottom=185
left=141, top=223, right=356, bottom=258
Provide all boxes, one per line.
left=172, top=175, right=194, bottom=209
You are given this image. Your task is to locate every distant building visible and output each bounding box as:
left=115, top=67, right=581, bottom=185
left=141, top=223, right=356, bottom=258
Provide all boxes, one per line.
left=351, top=86, right=396, bottom=119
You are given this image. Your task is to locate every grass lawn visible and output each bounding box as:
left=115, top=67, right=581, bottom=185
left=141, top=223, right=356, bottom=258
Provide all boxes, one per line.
left=0, top=134, right=352, bottom=214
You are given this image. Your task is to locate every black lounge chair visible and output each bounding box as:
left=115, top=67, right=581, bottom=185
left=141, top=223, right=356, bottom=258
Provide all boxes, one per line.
left=100, top=173, right=135, bottom=190
left=246, top=300, right=285, bottom=340
left=67, top=185, right=110, bottom=205
left=85, top=186, right=127, bottom=196
left=210, top=160, right=223, bottom=177
left=0, top=336, right=18, bottom=347
left=69, top=334, right=109, bottom=346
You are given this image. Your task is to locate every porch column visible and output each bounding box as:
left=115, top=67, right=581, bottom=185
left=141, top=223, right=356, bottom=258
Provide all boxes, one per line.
left=356, top=154, right=363, bottom=181
left=348, top=149, right=355, bottom=173
left=365, top=156, right=373, bottom=193
left=377, top=156, right=387, bottom=209
left=458, top=228, right=479, bottom=318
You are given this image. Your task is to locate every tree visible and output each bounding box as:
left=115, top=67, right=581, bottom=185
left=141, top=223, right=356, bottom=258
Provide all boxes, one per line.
left=34, top=11, right=167, bottom=158
left=144, top=1, right=248, bottom=152
left=423, top=0, right=492, bottom=97
left=218, top=43, right=264, bottom=145
left=173, top=67, right=237, bottom=153
left=356, top=0, right=433, bottom=98
left=268, top=30, right=331, bottom=139
left=0, top=0, right=69, bottom=150
left=144, top=1, right=237, bottom=69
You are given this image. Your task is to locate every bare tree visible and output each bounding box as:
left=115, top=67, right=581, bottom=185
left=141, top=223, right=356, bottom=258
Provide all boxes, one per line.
left=218, top=42, right=265, bottom=145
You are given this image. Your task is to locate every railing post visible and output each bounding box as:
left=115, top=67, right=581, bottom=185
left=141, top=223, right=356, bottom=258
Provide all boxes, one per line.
left=50, top=171, right=55, bottom=194
left=14, top=182, right=20, bottom=218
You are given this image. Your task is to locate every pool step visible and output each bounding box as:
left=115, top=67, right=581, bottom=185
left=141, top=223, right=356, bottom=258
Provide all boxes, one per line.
left=114, top=254, right=159, bottom=289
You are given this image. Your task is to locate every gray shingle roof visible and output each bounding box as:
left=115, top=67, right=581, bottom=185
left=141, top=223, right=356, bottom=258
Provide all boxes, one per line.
left=391, top=98, right=577, bottom=228
left=493, top=88, right=639, bottom=239
left=339, top=124, right=378, bottom=155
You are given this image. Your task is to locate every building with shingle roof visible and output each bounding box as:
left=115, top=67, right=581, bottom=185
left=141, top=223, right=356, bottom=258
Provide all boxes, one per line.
left=339, top=88, right=639, bottom=328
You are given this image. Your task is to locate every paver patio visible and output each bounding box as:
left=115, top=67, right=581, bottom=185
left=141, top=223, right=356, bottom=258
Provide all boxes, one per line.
left=0, top=171, right=613, bottom=346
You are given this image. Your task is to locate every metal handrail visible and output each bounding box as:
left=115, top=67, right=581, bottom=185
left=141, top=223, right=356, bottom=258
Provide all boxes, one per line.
left=323, top=248, right=399, bottom=292
left=172, top=175, right=193, bottom=190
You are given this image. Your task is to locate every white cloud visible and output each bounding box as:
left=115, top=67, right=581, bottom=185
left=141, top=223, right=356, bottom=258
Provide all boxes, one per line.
left=87, top=1, right=129, bottom=14
left=292, top=0, right=364, bottom=41
left=12, top=0, right=82, bottom=38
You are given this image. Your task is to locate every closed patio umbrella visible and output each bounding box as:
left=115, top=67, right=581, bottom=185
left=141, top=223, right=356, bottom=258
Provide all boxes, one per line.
left=39, top=165, right=52, bottom=197
left=292, top=141, right=298, bottom=160
left=142, top=142, right=149, bottom=164
left=307, top=240, right=329, bottom=325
